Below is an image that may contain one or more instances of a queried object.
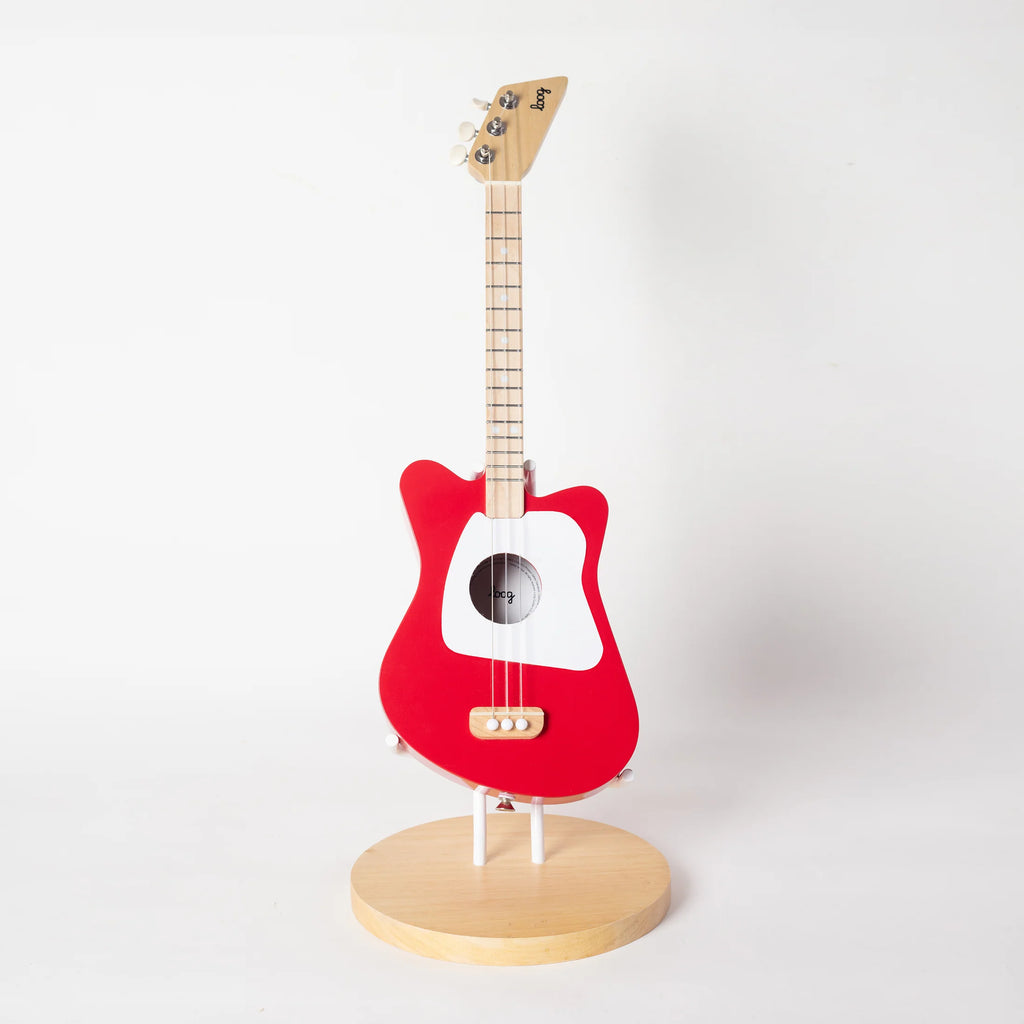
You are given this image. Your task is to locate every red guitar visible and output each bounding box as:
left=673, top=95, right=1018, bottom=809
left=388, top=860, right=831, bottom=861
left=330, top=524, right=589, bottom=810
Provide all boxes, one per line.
left=380, top=77, right=638, bottom=802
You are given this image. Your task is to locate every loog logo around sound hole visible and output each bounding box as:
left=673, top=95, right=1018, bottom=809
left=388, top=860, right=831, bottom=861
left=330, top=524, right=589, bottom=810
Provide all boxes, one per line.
left=469, top=553, right=542, bottom=624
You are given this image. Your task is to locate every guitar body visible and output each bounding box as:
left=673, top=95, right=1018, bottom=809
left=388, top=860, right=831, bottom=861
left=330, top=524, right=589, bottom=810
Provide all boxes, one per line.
left=380, top=460, right=639, bottom=801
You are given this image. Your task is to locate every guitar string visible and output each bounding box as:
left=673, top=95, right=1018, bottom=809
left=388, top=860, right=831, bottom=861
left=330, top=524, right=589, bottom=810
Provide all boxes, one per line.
left=513, top=180, right=525, bottom=723
left=499, top=180, right=507, bottom=720
left=488, top=173, right=526, bottom=731
left=491, top=176, right=499, bottom=720
left=502, top=181, right=510, bottom=719
left=495, top=179, right=511, bottom=720
left=491, top=176, right=507, bottom=721
left=501, top=182, right=525, bottom=724
left=488, top=177, right=505, bottom=721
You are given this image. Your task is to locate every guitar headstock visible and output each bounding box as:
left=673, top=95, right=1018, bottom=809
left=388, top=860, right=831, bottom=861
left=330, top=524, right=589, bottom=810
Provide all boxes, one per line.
left=457, top=77, right=568, bottom=183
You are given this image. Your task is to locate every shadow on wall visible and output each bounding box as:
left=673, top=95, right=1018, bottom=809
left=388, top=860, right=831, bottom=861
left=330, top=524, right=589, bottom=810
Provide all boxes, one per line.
left=616, top=118, right=927, bottom=820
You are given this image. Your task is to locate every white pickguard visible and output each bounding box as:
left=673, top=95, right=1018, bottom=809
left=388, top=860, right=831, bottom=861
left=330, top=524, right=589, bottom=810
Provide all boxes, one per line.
left=441, top=511, right=603, bottom=671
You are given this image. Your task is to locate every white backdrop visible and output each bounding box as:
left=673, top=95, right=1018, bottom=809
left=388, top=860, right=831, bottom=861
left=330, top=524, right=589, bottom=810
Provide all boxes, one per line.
left=1, top=2, right=1022, bottom=1020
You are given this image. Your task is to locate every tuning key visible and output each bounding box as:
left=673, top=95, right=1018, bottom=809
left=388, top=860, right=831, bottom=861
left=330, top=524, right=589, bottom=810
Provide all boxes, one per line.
left=457, top=122, right=477, bottom=142
left=472, top=97, right=490, bottom=111
left=449, top=145, right=468, bottom=166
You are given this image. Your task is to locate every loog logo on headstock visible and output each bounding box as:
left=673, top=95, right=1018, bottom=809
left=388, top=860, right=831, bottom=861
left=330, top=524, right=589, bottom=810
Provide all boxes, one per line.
left=464, top=76, right=568, bottom=183
left=530, top=86, right=551, bottom=111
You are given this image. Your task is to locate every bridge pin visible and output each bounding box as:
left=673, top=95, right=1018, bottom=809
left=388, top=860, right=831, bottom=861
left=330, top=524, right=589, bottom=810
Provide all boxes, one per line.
left=486, top=717, right=500, bottom=731
left=500, top=718, right=514, bottom=731
left=515, top=718, right=529, bottom=731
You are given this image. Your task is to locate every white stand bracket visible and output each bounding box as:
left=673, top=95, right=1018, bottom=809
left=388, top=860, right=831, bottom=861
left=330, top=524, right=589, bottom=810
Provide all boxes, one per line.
left=530, top=799, right=545, bottom=864
left=473, top=786, right=488, bottom=866
left=472, top=792, right=545, bottom=865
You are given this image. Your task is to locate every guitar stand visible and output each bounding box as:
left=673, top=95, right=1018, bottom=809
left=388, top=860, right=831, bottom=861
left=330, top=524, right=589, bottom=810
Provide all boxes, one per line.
left=351, top=750, right=671, bottom=965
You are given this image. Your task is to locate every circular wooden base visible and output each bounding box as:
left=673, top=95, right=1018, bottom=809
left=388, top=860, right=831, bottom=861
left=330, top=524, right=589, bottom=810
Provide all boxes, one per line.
left=350, top=814, right=670, bottom=965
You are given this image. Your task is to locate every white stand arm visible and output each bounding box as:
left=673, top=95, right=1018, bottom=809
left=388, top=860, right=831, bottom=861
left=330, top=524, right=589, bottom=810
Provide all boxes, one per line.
left=473, top=786, right=488, bottom=866
left=473, top=790, right=544, bottom=865
left=530, top=799, right=545, bottom=864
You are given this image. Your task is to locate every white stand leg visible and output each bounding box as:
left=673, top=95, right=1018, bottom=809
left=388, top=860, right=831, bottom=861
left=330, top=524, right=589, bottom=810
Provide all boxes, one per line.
left=530, top=798, right=545, bottom=864
left=473, top=786, right=488, bottom=866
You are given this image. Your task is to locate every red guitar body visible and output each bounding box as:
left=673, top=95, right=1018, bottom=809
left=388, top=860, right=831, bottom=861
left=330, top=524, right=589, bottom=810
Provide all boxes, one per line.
left=380, top=460, right=639, bottom=801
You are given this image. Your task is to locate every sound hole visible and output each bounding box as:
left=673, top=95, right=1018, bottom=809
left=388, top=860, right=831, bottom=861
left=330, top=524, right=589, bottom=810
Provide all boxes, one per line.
left=469, top=553, right=542, bottom=624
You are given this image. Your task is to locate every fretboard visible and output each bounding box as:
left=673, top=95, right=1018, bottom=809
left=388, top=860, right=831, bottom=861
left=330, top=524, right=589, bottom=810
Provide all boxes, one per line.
left=484, top=182, right=525, bottom=519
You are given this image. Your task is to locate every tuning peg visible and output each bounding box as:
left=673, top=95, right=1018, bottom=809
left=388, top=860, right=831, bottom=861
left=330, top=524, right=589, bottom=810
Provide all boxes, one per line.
left=449, top=145, right=468, bottom=166
left=457, top=121, right=477, bottom=142
left=472, top=97, right=491, bottom=110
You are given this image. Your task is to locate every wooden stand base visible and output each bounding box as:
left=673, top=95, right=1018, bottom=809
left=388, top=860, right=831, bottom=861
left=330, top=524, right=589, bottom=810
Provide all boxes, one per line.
left=350, top=814, right=671, bottom=965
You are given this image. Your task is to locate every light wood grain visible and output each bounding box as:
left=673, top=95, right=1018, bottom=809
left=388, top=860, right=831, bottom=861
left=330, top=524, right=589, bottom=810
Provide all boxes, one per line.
left=484, top=182, right=525, bottom=518
left=466, top=77, right=568, bottom=184
left=468, top=706, right=545, bottom=740
left=473, top=78, right=566, bottom=519
left=350, top=815, right=671, bottom=965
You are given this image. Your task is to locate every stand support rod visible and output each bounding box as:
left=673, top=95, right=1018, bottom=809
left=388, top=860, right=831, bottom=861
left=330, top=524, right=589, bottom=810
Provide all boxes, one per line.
left=530, top=798, right=545, bottom=864
left=473, top=786, right=488, bottom=866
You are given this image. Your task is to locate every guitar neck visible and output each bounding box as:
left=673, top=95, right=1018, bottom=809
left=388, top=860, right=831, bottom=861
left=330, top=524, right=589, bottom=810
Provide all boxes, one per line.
left=484, top=181, right=525, bottom=519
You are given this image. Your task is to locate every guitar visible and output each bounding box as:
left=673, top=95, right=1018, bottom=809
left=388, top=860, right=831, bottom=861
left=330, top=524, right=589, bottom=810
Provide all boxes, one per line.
left=379, top=77, right=638, bottom=802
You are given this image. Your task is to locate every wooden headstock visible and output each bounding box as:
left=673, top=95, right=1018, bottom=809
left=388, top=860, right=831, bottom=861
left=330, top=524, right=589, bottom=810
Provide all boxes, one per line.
left=465, top=77, right=568, bottom=183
